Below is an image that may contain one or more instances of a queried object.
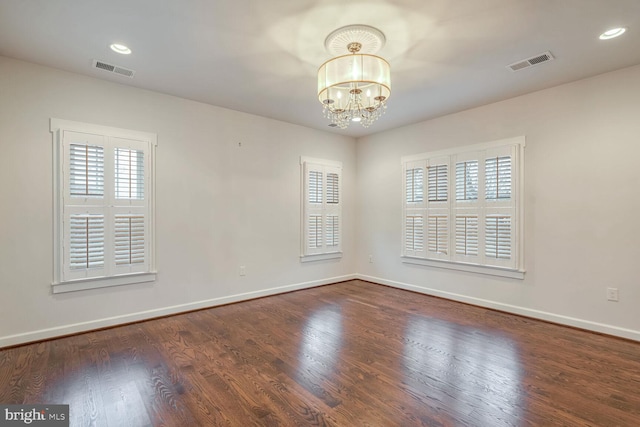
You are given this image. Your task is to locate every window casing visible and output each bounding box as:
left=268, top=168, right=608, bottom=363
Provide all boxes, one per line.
left=402, top=137, right=524, bottom=278
left=301, top=157, right=342, bottom=261
left=51, top=119, right=157, bottom=293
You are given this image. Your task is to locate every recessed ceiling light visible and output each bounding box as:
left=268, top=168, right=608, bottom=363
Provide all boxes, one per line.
left=599, top=27, right=626, bottom=40
left=110, top=43, right=132, bottom=54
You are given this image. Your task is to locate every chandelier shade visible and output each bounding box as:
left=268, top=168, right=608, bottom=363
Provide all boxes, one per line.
left=317, top=53, right=391, bottom=105
left=317, top=25, right=391, bottom=129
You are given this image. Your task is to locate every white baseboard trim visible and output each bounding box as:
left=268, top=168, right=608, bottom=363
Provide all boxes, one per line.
left=0, top=274, right=357, bottom=348
left=357, top=274, right=640, bottom=342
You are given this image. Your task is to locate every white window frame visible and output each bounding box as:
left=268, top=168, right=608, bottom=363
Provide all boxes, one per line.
left=300, top=156, right=343, bottom=262
left=51, top=118, right=157, bottom=293
left=401, top=136, right=525, bottom=279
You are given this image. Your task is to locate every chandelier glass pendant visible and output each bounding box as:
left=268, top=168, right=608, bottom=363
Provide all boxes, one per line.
left=318, top=25, right=391, bottom=129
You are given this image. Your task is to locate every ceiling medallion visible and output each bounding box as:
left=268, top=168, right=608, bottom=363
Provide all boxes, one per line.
left=317, top=25, right=391, bottom=129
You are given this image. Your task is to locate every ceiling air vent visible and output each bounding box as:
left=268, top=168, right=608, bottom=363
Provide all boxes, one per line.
left=92, top=59, right=135, bottom=78
left=507, top=51, right=554, bottom=72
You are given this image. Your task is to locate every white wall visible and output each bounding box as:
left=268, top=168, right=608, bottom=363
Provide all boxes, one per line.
left=0, top=56, right=356, bottom=346
left=356, top=64, right=640, bottom=341
left=2, top=55, right=639, bottom=347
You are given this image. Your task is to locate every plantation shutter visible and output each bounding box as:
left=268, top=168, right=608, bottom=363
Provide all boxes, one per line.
left=302, top=160, right=342, bottom=257
left=404, top=214, right=425, bottom=256
left=403, top=160, right=426, bottom=257
left=425, top=156, right=449, bottom=260
left=405, top=167, right=424, bottom=204
left=485, top=155, right=512, bottom=200
left=61, top=131, right=151, bottom=281
left=111, top=138, right=150, bottom=275
left=326, top=215, right=339, bottom=248
left=452, top=152, right=481, bottom=263
left=62, top=132, right=108, bottom=280
left=455, top=160, right=478, bottom=201
left=326, top=172, right=339, bottom=204
left=309, top=170, right=323, bottom=204
left=325, top=170, right=340, bottom=249
left=323, top=166, right=341, bottom=253
left=69, top=214, right=105, bottom=269
left=65, top=132, right=106, bottom=202
left=401, top=137, right=523, bottom=273
left=53, top=119, right=156, bottom=292
left=304, top=163, right=324, bottom=255
left=307, top=215, right=322, bottom=250
left=483, top=145, right=516, bottom=269
left=115, top=148, right=145, bottom=200
left=428, top=164, right=448, bottom=202
left=427, top=214, right=448, bottom=255
left=69, top=143, right=104, bottom=197
left=455, top=215, right=479, bottom=256
left=114, top=215, right=145, bottom=266
left=485, top=215, right=511, bottom=260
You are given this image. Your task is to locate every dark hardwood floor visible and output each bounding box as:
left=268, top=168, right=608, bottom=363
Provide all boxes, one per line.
left=1, top=280, right=639, bottom=426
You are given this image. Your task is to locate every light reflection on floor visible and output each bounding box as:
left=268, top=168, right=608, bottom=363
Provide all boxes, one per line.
left=296, top=305, right=343, bottom=385
left=403, top=315, right=524, bottom=424
left=49, top=356, right=154, bottom=426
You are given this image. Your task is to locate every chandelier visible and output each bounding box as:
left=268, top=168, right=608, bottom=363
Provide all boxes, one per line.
left=318, top=25, right=391, bottom=129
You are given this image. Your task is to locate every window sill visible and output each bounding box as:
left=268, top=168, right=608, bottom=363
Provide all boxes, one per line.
left=402, top=257, right=525, bottom=279
left=52, top=272, right=157, bottom=294
left=300, top=252, right=343, bottom=263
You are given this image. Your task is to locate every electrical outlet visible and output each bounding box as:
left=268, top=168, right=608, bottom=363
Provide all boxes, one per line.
left=606, top=287, right=619, bottom=302
left=369, top=255, right=373, bottom=263
left=239, top=266, right=246, bottom=276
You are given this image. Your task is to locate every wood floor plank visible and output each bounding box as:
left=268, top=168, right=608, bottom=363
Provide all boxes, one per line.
left=2, top=280, right=640, bottom=426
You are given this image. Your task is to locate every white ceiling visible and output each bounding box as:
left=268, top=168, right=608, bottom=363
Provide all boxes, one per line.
left=1, top=0, right=639, bottom=137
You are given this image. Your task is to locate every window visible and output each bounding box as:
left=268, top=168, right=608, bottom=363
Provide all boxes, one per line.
left=51, top=119, right=157, bottom=293
left=301, top=157, right=342, bottom=261
left=401, top=137, right=524, bottom=278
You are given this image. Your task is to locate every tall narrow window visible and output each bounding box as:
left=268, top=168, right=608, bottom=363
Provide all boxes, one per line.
left=52, top=119, right=157, bottom=293
left=402, top=137, right=524, bottom=276
left=301, top=157, right=342, bottom=260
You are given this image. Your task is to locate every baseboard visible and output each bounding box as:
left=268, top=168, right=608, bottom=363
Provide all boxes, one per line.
left=5, top=273, right=637, bottom=348
left=0, top=274, right=357, bottom=348
left=357, top=274, right=640, bottom=342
